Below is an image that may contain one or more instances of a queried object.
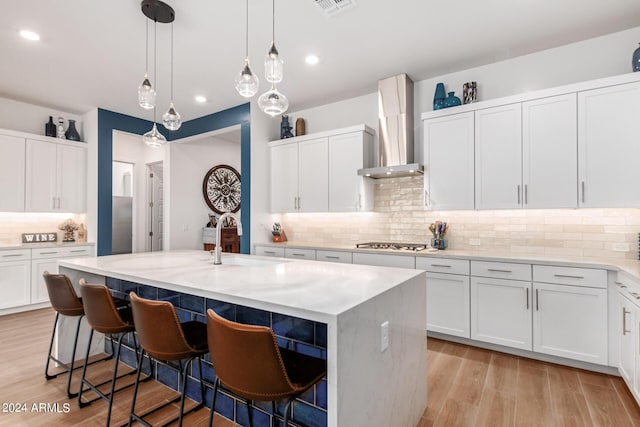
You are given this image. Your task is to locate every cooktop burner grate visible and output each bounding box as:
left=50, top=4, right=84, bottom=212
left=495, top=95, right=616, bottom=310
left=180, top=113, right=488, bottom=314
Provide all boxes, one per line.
left=356, top=242, right=428, bottom=251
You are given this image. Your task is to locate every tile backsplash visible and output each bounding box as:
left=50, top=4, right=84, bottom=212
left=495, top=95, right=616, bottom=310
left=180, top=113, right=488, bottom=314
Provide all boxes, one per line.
left=280, top=176, right=640, bottom=260
left=0, top=213, right=86, bottom=245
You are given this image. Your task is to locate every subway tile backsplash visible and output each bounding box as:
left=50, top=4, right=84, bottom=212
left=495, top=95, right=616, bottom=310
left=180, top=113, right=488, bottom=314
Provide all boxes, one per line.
left=281, top=176, right=640, bottom=260
left=0, top=213, right=86, bottom=245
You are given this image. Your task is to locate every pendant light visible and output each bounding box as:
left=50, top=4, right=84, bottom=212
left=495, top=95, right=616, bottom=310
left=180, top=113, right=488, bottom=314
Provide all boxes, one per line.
left=143, top=20, right=166, bottom=147
left=257, top=83, right=289, bottom=117
left=264, top=0, right=283, bottom=83
left=162, top=22, right=182, bottom=130
left=138, top=19, right=156, bottom=109
left=234, top=0, right=259, bottom=98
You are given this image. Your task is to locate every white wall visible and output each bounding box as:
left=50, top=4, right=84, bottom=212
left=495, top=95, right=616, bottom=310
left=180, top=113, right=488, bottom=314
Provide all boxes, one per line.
left=112, top=131, right=165, bottom=252
left=167, top=136, right=240, bottom=250
left=112, top=162, right=133, bottom=197
left=82, top=108, right=98, bottom=245
left=0, top=97, right=83, bottom=138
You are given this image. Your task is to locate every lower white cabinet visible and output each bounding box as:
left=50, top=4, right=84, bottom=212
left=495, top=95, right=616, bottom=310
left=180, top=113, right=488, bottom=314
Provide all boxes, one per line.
left=426, top=272, right=470, bottom=338
left=316, top=250, right=352, bottom=264
left=470, top=276, right=532, bottom=350
left=284, top=248, right=316, bottom=260
left=619, top=293, right=636, bottom=385
left=0, top=249, right=31, bottom=310
left=255, top=246, right=285, bottom=258
left=30, top=246, right=93, bottom=305
left=533, top=282, right=608, bottom=364
left=352, top=252, right=415, bottom=269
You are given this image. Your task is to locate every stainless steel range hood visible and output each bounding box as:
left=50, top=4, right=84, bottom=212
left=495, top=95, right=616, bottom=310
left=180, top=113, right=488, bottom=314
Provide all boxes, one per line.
left=358, top=74, right=423, bottom=179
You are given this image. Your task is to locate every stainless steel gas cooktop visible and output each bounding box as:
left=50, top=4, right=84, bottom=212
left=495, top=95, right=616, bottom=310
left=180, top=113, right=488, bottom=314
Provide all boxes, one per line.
left=356, top=242, right=428, bottom=251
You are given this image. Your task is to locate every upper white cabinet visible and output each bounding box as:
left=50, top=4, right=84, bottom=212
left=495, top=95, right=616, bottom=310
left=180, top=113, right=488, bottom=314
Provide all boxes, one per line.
left=522, top=94, right=577, bottom=208
left=25, top=138, right=86, bottom=212
left=328, top=131, right=374, bottom=212
left=578, top=82, right=640, bottom=207
left=270, top=125, right=374, bottom=213
left=474, top=104, right=522, bottom=209
left=0, top=134, right=26, bottom=212
left=423, top=112, right=474, bottom=210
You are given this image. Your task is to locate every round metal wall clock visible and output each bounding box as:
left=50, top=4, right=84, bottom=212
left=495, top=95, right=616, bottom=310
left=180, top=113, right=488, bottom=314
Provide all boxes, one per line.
left=202, top=165, right=241, bottom=214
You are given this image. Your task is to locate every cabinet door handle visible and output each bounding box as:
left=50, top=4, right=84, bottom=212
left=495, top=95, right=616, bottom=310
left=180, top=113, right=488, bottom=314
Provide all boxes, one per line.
left=524, top=184, right=528, bottom=205
left=487, top=268, right=513, bottom=273
left=517, top=185, right=521, bottom=205
left=358, top=193, right=362, bottom=210
left=431, top=264, right=452, bottom=268
left=39, top=251, right=58, bottom=255
left=553, top=274, right=584, bottom=280
left=297, top=197, right=301, bottom=210
left=70, top=250, right=86, bottom=253
left=57, top=197, right=61, bottom=209
left=526, top=288, right=529, bottom=310
left=2, top=254, right=23, bottom=258
left=293, top=197, right=297, bottom=210
left=264, top=250, right=276, bottom=255
left=623, top=308, right=630, bottom=335
left=52, top=196, right=56, bottom=209
left=536, top=288, right=539, bottom=311
left=581, top=181, right=585, bottom=203
left=291, top=253, right=306, bottom=257
left=325, top=256, right=340, bottom=260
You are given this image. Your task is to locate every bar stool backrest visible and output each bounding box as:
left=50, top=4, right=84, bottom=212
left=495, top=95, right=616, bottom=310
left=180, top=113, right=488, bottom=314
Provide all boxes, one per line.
left=129, top=292, right=197, bottom=361
left=43, top=272, right=84, bottom=316
left=206, top=308, right=297, bottom=401
left=79, top=280, right=131, bottom=334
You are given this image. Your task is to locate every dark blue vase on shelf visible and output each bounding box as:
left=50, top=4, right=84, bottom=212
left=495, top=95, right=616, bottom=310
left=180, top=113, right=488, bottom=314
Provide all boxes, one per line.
left=65, top=119, right=81, bottom=141
left=633, top=43, right=640, bottom=72
left=443, top=92, right=462, bottom=108
left=433, top=82, right=446, bottom=110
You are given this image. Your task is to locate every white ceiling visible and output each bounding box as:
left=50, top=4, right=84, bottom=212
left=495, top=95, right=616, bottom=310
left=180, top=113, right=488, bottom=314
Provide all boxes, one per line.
left=2, top=0, right=640, bottom=122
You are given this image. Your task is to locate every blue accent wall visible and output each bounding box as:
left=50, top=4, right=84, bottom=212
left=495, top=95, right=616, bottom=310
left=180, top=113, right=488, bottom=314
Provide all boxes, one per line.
left=97, top=104, right=251, bottom=256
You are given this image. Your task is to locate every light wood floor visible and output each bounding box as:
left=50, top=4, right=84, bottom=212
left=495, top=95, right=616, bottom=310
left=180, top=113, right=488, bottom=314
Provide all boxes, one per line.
left=1, top=309, right=639, bottom=426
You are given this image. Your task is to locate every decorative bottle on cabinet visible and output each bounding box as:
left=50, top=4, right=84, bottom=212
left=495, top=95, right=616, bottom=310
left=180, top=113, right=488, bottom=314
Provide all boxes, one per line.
left=443, top=92, right=462, bottom=108
left=633, top=43, right=640, bottom=72
left=45, top=116, right=56, bottom=137
left=65, top=119, right=81, bottom=141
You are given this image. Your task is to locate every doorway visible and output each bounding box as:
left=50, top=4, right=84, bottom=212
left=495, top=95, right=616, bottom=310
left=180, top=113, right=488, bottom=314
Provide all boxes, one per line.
left=147, top=162, right=164, bottom=251
left=112, top=160, right=134, bottom=254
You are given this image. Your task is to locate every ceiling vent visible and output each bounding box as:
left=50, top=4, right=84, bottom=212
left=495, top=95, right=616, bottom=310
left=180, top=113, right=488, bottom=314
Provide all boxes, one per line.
left=314, top=0, right=356, bottom=16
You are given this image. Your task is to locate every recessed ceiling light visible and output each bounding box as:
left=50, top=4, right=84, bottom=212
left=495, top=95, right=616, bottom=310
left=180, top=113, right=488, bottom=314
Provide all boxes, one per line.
left=20, top=30, right=40, bottom=41
left=195, top=95, right=207, bottom=103
left=305, top=55, right=319, bottom=65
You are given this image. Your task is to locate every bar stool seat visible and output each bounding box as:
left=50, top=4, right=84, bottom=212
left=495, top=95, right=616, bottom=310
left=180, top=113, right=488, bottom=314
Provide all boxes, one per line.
left=78, top=280, right=145, bottom=426
left=128, top=292, right=208, bottom=427
left=43, top=272, right=119, bottom=398
left=206, top=309, right=327, bottom=427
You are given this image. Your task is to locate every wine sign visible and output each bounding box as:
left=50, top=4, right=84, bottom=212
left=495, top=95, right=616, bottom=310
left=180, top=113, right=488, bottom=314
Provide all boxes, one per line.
left=22, top=233, right=58, bottom=243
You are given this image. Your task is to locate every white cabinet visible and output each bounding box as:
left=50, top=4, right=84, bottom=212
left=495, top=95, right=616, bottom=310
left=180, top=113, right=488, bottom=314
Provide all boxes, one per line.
left=30, top=245, right=93, bottom=305
left=0, top=134, right=26, bottom=211
left=352, top=252, right=415, bottom=269
left=0, top=249, right=31, bottom=310
left=578, top=82, right=640, bottom=207
left=254, top=245, right=285, bottom=258
left=533, top=282, right=607, bottom=364
left=522, top=94, right=577, bottom=208
left=25, top=139, right=86, bottom=212
left=270, top=125, right=374, bottom=213
left=423, top=112, right=474, bottom=210
left=284, top=248, right=316, bottom=260
left=270, top=137, right=328, bottom=212
left=470, top=276, right=532, bottom=350
left=475, top=103, right=522, bottom=209
left=328, top=131, right=374, bottom=212
left=619, top=294, right=636, bottom=385
left=425, top=272, right=470, bottom=338
left=316, top=250, right=352, bottom=264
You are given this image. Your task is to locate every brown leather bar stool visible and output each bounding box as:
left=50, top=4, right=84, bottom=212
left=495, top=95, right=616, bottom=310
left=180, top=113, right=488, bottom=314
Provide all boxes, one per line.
left=128, top=292, right=208, bottom=427
left=78, top=280, right=145, bottom=426
left=43, top=272, right=112, bottom=398
left=206, top=309, right=327, bottom=427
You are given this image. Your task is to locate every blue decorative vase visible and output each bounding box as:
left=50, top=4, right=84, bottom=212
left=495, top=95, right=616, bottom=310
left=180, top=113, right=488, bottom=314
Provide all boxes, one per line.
left=633, top=43, right=640, bottom=72
left=443, top=92, right=461, bottom=108
left=433, top=83, right=446, bottom=110
left=64, top=119, right=81, bottom=141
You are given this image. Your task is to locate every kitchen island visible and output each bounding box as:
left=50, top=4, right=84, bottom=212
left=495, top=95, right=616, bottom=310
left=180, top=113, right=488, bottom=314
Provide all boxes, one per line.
left=58, top=250, right=427, bottom=427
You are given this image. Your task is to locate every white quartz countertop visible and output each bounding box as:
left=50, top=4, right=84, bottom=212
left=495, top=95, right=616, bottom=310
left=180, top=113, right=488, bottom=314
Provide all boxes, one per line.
left=0, top=241, right=95, bottom=250
left=58, top=250, right=423, bottom=323
left=256, top=241, right=640, bottom=280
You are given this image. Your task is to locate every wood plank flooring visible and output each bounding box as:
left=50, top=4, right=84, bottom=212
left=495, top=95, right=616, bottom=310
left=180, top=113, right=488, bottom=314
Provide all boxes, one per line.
left=1, top=308, right=639, bottom=426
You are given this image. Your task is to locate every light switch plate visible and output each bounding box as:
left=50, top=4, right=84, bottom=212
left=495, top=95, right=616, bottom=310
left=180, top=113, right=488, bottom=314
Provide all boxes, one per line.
left=380, top=321, right=389, bottom=352
left=612, top=242, right=630, bottom=252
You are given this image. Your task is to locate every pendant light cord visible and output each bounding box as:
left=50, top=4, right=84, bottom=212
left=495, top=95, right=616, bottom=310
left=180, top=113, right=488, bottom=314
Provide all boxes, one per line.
left=245, top=0, right=249, bottom=58
left=272, top=0, right=275, bottom=42
left=170, top=22, right=174, bottom=102
left=153, top=19, right=157, bottom=122
left=145, top=19, right=149, bottom=73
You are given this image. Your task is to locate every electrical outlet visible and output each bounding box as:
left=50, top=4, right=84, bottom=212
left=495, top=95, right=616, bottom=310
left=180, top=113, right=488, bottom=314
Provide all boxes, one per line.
left=469, top=238, right=481, bottom=246
left=380, top=321, right=389, bottom=352
left=612, top=242, right=630, bottom=252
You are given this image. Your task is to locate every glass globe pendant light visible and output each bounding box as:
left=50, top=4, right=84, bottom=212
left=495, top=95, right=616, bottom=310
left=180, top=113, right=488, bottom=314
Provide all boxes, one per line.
left=257, top=83, right=289, bottom=117
left=234, top=0, right=259, bottom=97
left=162, top=22, right=182, bottom=130
left=138, top=19, right=156, bottom=109
left=143, top=121, right=167, bottom=147
left=264, top=0, right=283, bottom=83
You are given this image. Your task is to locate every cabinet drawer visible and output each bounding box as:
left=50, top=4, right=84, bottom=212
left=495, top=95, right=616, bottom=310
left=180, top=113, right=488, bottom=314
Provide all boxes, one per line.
left=32, top=246, right=92, bottom=259
left=615, top=271, right=640, bottom=294
left=255, top=246, right=285, bottom=258
left=352, top=253, right=415, bottom=269
left=285, top=248, right=316, bottom=260
left=0, top=249, right=31, bottom=262
left=471, top=261, right=531, bottom=281
left=416, top=257, right=469, bottom=275
left=316, top=250, right=352, bottom=264
left=533, top=265, right=606, bottom=289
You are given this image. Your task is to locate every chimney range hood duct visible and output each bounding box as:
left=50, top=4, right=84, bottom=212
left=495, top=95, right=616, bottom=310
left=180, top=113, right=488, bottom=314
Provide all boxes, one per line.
left=358, top=73, right=423, bottom=179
